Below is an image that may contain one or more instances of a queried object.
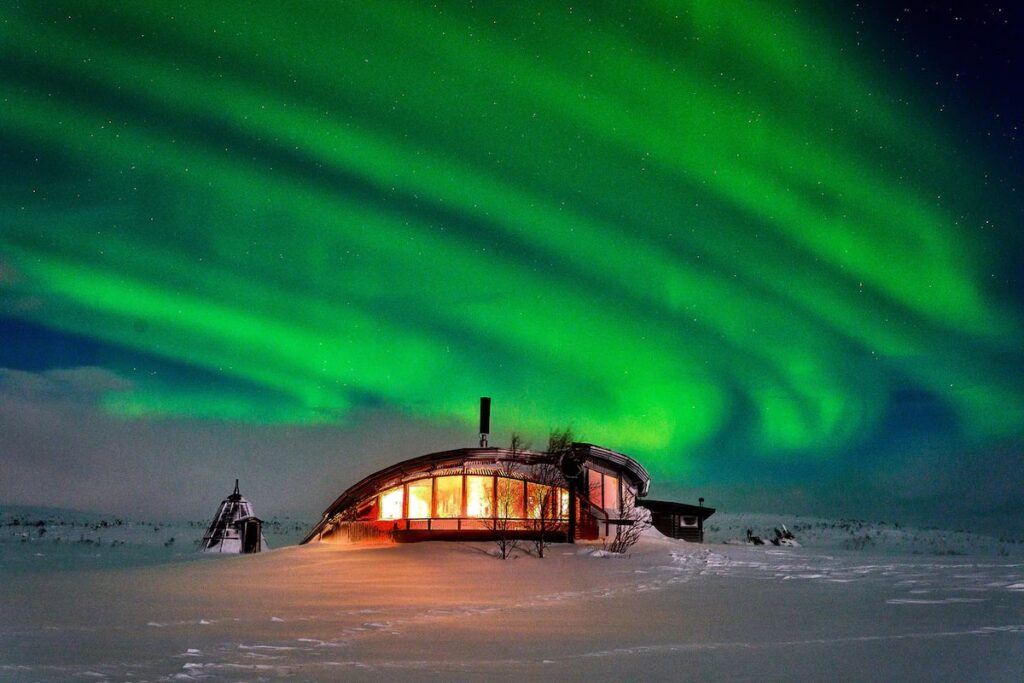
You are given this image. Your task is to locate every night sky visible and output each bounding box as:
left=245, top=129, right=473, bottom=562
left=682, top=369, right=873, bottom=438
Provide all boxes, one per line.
left=1, top=2, right=1021, bottom=530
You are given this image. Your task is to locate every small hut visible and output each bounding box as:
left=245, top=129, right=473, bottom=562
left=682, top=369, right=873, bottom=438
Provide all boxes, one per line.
left=637, top=499, right=715, bottom=542
left=200, top=480, right=267, bottom=554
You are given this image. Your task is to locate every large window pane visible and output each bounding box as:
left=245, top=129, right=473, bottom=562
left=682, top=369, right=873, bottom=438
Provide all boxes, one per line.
left=587, top=468, right=603, bottom=508
left=407, top=480, right=432, bottom=518
left=496, top=477, right=525, bottom=519
left=434, top=476, right=463, bottom=518
left=379, top=486, right=403, bottom=520
left=466, top=475, right=494, bottom=518
left=558, top=487, right=570, bottom=519
left=603, top=474, right=619, bottom=514
left=527, top=483, right=552, bottom=519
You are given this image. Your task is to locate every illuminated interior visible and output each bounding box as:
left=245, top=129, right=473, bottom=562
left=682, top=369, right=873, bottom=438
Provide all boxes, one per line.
left=379, top=486, right=404, bottom=520
left=526, top=483, right=552, bottom=519
left=434, top=476, right=462, bottom=518
left=587, top=468, right=621, bottom=515
left=375, top=474, right=568, bottom=522
left=465, top=475, right=493, bottom=517
left=603, top=473, right=619, bottom=513
left=407, top=479, right=432, bottom=518
left=588, top=468, right=602, bottom=508
left=496, top=477, right=526, bottom=519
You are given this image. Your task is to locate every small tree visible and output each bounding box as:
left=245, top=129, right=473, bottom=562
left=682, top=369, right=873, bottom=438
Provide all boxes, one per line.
left=547, top=428, right=584, bottom=543
left=546, top=428, right=574, bottom=463
left=488, top=435, right=525, bottom=559
left=528, top=461, right=565, bottom=558
left=527, top=429, right=575, bottom=557
left=605, top=493, right=651, bottom=554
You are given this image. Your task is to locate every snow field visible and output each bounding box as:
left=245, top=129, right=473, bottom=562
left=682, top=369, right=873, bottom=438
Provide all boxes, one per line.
left=2, top=507, right=1023, bottom=680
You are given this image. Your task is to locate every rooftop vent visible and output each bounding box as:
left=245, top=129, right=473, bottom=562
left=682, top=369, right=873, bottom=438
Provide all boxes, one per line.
left=479, top=396, right=491, bottom=447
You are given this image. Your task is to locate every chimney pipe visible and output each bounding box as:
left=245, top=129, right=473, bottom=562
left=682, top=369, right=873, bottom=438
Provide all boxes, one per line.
left=479, top=396, right=491, bottom=447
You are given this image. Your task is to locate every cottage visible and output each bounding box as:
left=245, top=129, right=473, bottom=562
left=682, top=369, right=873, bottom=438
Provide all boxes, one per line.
left=302, top=399, right=713, bottom=546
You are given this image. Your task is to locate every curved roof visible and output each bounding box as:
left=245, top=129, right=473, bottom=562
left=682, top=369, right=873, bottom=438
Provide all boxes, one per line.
left=301, top=442, right=650, bottom=544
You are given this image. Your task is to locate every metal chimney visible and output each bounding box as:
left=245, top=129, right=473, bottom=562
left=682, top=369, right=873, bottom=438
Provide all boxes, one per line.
left=479, top=396, right=491, bottom=447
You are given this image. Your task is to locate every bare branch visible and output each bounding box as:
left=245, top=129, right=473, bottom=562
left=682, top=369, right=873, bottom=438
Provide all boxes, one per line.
left=487, top=435, right=525, bottom=559
left=529, top=460, right=566, bottom=558
left=604, top=493, right=651, bottom=555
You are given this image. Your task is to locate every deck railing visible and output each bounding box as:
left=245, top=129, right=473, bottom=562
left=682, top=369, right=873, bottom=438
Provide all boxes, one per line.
left=319, top=516, right=573, bottom=543
left=400, top=516, right=569, bottom=531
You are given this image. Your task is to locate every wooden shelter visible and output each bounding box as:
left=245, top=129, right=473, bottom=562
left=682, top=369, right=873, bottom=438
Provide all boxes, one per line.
left=300, top=443, right=654, bottom=545
left=302, top=398, right=713, bottom=546
left=200, top=480, right=267, bottom=553
left=637, top=499, right=716, bottom=542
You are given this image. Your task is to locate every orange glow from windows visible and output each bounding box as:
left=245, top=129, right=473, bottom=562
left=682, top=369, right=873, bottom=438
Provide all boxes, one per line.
left=466, top=475, right=494, bottom=517
left=379, top=486, right=403, bottom=520
left=527, top=484, right=569, bottom=519
left=603, top=474, right=619, bottom=514
left=526, top=483, right=551, bottom=519
left=496, top=477, right=525, bottom=518
left=434, top=476, right=463, bottom=518
left=588, top=468, right=602, bottom=506
left=407, top=480, right=432, bottom=518
left=377, top=475, right=571, bottom=523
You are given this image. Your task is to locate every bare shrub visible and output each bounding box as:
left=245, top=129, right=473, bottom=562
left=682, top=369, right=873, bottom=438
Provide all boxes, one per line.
left=605, top=495, right=651, bottom=555
left=525, top=428, right=577, bottom=557
left=488, top=436, right=525, bottom=559
left=529, top=460, right=565, bottom=559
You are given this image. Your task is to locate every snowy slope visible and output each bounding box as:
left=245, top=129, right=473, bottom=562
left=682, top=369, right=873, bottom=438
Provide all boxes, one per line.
left=1, top=513, right=1022, bottom=681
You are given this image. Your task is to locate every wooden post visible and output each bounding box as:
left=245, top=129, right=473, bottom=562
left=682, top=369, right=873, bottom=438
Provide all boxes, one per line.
left=523, top=479, right=528, bottom=524
left=461, top=474, right=468, bottom=518
left=567, top=486, right=576, bottom=543
left=698, top=497, right=705, bottom=543
left=491, top=474, right=498, bottom=521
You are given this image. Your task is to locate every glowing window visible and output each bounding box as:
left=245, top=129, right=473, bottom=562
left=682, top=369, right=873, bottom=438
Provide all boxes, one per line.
left=407, top=480, right=432, bottom=518
left=434, top=476, right=463, bottom=518
left=558, top=487, right=570, bottom=518
left=379, top=486, right=403, bottom=520
left=466, top=475, right=494, bottom=518
left=496, top=477, right=525, bottom=519
left=603, top=474, right=619, bottom=514
left=527, top=483, right=553, bottom=519
left=587, top=468, right=603, bottom=507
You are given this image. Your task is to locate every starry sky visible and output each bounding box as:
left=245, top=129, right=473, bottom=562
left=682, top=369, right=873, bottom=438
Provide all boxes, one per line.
left=1, top=2, right=1022, bottom=530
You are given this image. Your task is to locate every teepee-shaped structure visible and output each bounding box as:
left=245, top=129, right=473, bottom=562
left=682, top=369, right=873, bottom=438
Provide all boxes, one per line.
left=200, top=480, right=268, bottom=553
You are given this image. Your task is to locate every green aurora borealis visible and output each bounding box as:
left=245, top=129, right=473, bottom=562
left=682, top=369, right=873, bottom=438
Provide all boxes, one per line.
left=1, top=2, right=1022, bottom=485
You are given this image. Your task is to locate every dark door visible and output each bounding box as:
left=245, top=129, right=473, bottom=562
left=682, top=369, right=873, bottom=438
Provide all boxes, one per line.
left=241, top=519, right=262, bottom=553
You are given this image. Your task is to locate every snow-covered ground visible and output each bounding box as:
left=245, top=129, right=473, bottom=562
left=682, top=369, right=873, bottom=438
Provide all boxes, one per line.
left=0, top=506, right=307, bottom=572
left=2, top=507, right=1022, bottom=681
left=707, top=512, right=1024, bottom=557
